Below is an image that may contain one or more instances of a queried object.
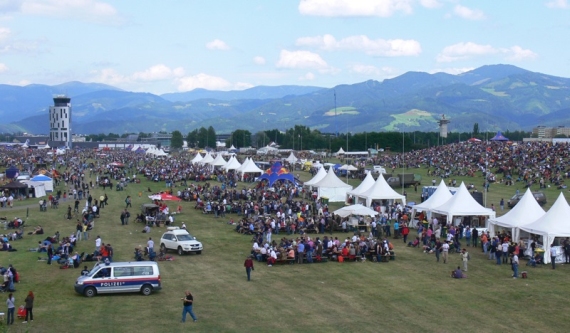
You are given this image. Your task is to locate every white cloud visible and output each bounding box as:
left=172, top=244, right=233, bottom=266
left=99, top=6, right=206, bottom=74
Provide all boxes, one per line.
left=419, top=0, right=442, bottom=9
left=206, top=39, right=230, bottom=51
left=453, top=4, right=486, bottom=20
left=546, top=0, right=570, bottom=9
left=253, top=56, right=266, bottom=65
left=298, top=0, right=413, bottom=17
left=176, top=73, right=232, bottom=91
left=0, top=63, right=8, bottom=73
left=0, top=26, right=40, bottom=53
left=91, top=68, right=128, bottom=85
left=349, top=64, right=397, bottom=76
left=0, top=27, right=9, bottom=41
left=276, top=50, right=329, bottom=70
left=132, top=64, right=184, bottom=81
left=430, top=67, right=474, bottom=75
left=298, top=72, right=315, bottom=81
left=296, top=34, right=421, bottom=56
left=1, top=0, right=123, bottom=24
left=437, top=42, right=538, bottom=62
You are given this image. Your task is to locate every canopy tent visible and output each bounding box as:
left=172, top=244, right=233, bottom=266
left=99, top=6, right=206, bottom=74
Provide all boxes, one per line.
left=21, top=181, right=46, bottom=198
left=490, top=131, right=509, bottom=141
left=30, top=174, right=54, bottom=192
left=334, top=204, right=379, bottom=218
left=5, top=166, right=19, bottom=179
left=154, top=149, right=168, bottom=156
left=431, top=182, right=495, bottom=226
left=346, top=172, right=376, bottom=203
left=285, top=152, right=298, bottom=164
left=149, top=193, right=181, bottom=201
left=487, top=188, right=546, bottom=241
left=191, top=153, right=203, bottom=164
left=411, top=180, right=453, bottom=220
left=209, top=154, right=227, bottom=167
left=313, top=168, right=353, bottom=202
left=336, top=147, right=345, bottom=155
left=467, top=137, right=481, bottom=143
left=339, top=164, right=358, bottom=171
left=223, top=156, right=242, bottom=171
left=356, top=172, right=406, bottom=207
left=258, top=162, right=295, bottom=187
left=134, top=147, right=146, bottom=154
left=0, top=181, right=27, bottom=190
left=199, top=152, right=214, bottom=165
left=303, top=166, right=327, bottom=190
left=519, top=193, right=570, bottom=264
left=238, top=158, right=264, bottom=181
left=229, top=144, right=237, bottom=152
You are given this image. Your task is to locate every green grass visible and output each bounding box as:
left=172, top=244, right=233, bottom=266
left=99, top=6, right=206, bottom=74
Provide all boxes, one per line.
left=384, top=109, right=437, bottom=131
left=324, top=106, right=359, bottom=116
left=2, top=160, right=570, bottom=332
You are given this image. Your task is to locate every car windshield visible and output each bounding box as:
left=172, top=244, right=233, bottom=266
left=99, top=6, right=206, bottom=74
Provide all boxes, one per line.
left=176, top=234, right=194, bottom=241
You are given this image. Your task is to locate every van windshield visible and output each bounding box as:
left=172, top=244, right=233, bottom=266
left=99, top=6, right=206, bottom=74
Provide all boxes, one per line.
left=176, top=234, right=194, bottom=241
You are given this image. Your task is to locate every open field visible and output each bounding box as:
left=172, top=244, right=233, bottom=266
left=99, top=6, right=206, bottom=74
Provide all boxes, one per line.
left=1, top=159, right=569, bottom=333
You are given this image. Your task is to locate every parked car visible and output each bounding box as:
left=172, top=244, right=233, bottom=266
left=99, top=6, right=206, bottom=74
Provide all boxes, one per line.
left=507, top=192, right=546, bottom=208
left=160, top=227, right=203, bottom=255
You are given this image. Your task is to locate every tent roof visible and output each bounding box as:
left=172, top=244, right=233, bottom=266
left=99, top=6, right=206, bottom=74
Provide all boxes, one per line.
left=313, top=168, right=352, bottom=189
left=239, top=158, right=264, bottom=174
left=209, top=154, right=227, bottom=166
left=304, top=166, right=327, bottom=186
left=199, top=152, right=214, bottom=164
left=31, top=175, right=52, bottom=181
left=0, top=181, right=27, bottom=189
left=490, top=131, right=509, bottom=141
left=347, top=172, right=375, bottom=196
left=285, top=152, right=298, bottom=164
left=431, top=182, right=495, bottom=219
left=357, top=172, right=406, bottom=204
left=337, top=147, right=345, bottom=154
left=334, top=204, right=379, bottom=218
left=519, top=192, right=570, bottom=237
left=488, top=188, right=545, bottom=229
left=412, top=180, right=453, bottom=213
left=223, top=156, right=242, bottom=171
left=191, top=153, right=203, bottom=163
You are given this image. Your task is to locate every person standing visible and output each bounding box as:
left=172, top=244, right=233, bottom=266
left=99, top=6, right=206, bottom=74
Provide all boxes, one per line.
left=47, top=244, right=53, bottom=265
left=500, top=198, right=504, bottom=211
left=125, top=195, right=132, bottom=208
left=181, top=290, right=197, bottom=322
left=461, top=248, right=469, bottom=272
left=147, top=237, right=154, bottom=254
left=120, top=210, right=127, bottom=225
left=95, top=236, right=102, bottom=253
left=6, top=293, right=15, bottom=325
left=244, top=256, right=254, bottom=281
left=472, top=228, right=479, bottom=248
left=550, top=244, right=557, bottom=269
left=441, top=241, right=449, bottom=264
left=23, top=291, right=34, bottom=323
left=512, top=253, right=519, bottom=279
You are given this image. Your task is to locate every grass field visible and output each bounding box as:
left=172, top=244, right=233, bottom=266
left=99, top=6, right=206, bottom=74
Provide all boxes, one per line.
left=1, top=159, right=569, bottom=333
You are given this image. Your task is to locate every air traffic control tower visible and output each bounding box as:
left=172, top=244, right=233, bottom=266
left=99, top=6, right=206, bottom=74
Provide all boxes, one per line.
left=438, top=114, right=450, bottom=139
left=49, top=95, right=72, bottom=148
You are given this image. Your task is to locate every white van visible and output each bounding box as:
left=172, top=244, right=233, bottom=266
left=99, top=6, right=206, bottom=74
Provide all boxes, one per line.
left=75, top=261, right=161, bottom=297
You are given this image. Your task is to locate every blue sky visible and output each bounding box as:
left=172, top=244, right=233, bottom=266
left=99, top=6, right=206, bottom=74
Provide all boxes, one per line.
left=0, top=0, right=569, bottom=94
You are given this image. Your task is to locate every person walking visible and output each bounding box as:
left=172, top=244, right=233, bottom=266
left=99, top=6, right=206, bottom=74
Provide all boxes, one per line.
left=244, top=256, right=254, bottom=281
left=512, top=254, right=519, bottom=279
left=550, top=244, right=557, bottom=269
left=461, top=248, right=469, bottom=271
left=181, top=290, right=197, bottom=322
left=125, top=195, right=132, bottom=208
left=23, top=291, right=34, bottom=323
left=6, top=293, right=15, bottom=325
left=441, top=241, right=449, bottom=264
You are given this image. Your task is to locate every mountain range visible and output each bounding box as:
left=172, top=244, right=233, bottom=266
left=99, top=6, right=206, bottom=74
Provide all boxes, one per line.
left=1, top=64, right=569, bottom=135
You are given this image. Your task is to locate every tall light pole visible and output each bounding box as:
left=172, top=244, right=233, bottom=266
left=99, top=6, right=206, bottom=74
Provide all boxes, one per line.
left=334, top=90, right=338, bottom=137
left=402, top=129, right=405, bottom=195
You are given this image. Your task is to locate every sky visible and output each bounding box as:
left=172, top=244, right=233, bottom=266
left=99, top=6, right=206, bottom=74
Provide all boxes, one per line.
left=0, top=0, right=569, bottom=95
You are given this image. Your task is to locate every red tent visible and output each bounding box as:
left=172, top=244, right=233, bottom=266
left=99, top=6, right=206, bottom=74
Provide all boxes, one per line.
left=467, top=138, right=481, bottom=143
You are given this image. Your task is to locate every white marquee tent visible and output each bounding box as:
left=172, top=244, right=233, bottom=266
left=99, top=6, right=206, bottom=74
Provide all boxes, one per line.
left=304, top=166, right=327, bottom=191
left=285, top=152, right=298, bottom=164
left=356, top=172, right=406, bottom=207
left=346, top=172, right=375, bottom=203
left=191, top=153, right=203, bottom=164
left=199, top=152, right=214, bottom=165
left=519, top=193, right=570, bottom=264
left=223, top=156, right=242, bottom=171
left=313, top=168, right=352, bottom=202
left=29, top=174, right=54, bottom=192
left=334, top=204, right=379, bottom=218
left=411, top=180, right=453, bottom=220
left=431, top=182, right=495, bottom=226
left=487, top=188, right=546, bottom=241
left=209, top=154, right=227, bottom=167
left=238, top=158, right=264, bottom=181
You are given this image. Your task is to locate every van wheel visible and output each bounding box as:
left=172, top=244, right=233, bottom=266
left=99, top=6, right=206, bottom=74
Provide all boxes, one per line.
left=160, top=244, right=166, bottom=253
left=141, top=285, right=153, bottom=296
left=196, top=251, right=202, bottom=255
left=177, top=247, right=184, bottom=256
left=84, top=287, right=97, bottom=297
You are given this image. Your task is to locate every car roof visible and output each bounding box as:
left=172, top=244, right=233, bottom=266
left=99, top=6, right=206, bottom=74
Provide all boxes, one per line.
left=93, top=261, right=158, bottom=268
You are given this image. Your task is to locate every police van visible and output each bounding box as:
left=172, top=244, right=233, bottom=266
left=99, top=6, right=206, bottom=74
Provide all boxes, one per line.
left=75, top=261, right=161, bottom=297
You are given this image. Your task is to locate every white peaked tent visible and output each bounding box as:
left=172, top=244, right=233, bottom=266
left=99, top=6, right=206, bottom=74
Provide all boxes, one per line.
left=313, top=168, right=353, bottom=202
left=519, top=193, right=570, bottom=264
left=229, top=144, right=237, bottom=151
left=209, top=154, right=227, bottom=167
left=223, top=156, right=242, bottom=171
left=199, top=152, right=214, bottom=165
left=304, top=166, right=327, bottom=190
left=337, top=147, right=345, bottom=154
left=411, top=180, right=453, bottom=220
left=356, top=172, right=406, bottom=207
left=145, top=147, right=156, bottom=155
left=346, top=172, right=376, bottom=203
left=334, top=204, right=379, bottom=218
left=487, top=188, right=546, bottom=241
left=236, top=157, right=251, bottom=172
left=238, top=158, right=264, bottom=181
left=285, top=152, right=298, bottom=164
left=431, top=182, right=495, bottom=225
left=191, top=153, right=203, bottom=164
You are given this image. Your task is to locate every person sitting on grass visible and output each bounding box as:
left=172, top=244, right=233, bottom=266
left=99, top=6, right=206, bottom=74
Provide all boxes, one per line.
left=142, top=225, right=151, bottom=233
left=451, top=266, right=466, bottom=279
left=31, top=226, right=44, bottom=235
left=408, top=237, right=420, bottom=248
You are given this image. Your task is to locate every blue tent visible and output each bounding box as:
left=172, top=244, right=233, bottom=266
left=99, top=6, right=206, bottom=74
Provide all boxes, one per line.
left=490, top=131, right=509, bottom=141
left=31, top=175, right=52, bottom=181
left=258, top=162, right=295, bottom=187
left=5, top=166, right=19, bottom=179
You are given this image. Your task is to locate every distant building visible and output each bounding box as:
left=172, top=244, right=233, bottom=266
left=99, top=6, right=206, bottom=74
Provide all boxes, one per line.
left=532, top=126, right=570, bottom=138
left=438, top=114, right=450, bottom=139
left=49, top=95, right=72, bottom=148
left=140, top=133, right=171, bottom=147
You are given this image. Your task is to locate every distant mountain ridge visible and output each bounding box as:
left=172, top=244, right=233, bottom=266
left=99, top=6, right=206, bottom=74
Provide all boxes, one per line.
left=2, top=64, right=570, bottom=135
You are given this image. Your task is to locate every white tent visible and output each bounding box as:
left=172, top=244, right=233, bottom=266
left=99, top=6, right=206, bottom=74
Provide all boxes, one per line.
left=285, top=152, right=298, bottom=164
left=313, top=168, right=353, bottom=202
left=236, top=157, right=251, bottom=172
left=337, top=147, right=345, bottom=154
left=238, top=158, right=264, bottom=181
left=223, top=156, right=242, bottom=171
left=334, top=204, right=379, bottom=218
left=20, top=181, right=47, bottom=197
left=346, top=172, right=376, bottom=203
left=209, top=154, right=227, bottom=167
left=303, top=166, right=327, bottom=190
left=411, top=180, right=453, bottom=220
left=431, top=182, right=495, bottom=226
left=191, top=153, right=203, bottom=164
left=487, top=188, right=546, bottom=241
left=339, top=164, right=358, bottom=171
left=356, top=172, right=406, bottom=207
left=155, top=149, right=168, bottom=156
left=519, top=193, right=570, bottom=264
left=199, top=152, right=214, bottom=165
left=29, top=175, right=54, bottom=192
